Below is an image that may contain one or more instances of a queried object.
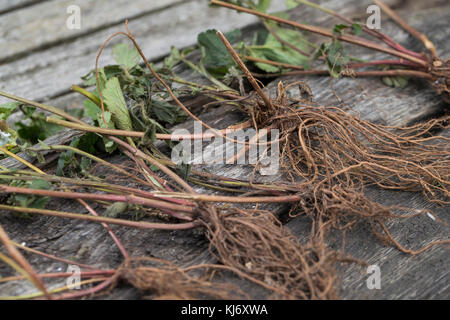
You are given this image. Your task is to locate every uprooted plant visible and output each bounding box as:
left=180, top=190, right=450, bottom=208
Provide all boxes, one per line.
left=0, top=13, right=448, bottom=300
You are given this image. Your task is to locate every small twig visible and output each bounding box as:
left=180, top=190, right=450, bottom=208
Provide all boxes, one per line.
left=78, top=199, right=129, bottom=260
left=109, top=135, right=196, bottom=193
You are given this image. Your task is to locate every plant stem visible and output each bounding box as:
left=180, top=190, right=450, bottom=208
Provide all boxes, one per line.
left=0, top=146, right=44, bottom=174
left=46, top=116, right=249, bottom=141
left=72, top=85, right=101, bottom=106
left=109, top=136, right=196, bottom=193
left=0, top=269, right=115, bottom=283
left=29, top=144, right=154, bottom=188
left=243, top=55, right=304, bottom=70
left=293, top=0, right=425, bottom=60
left=0, top=90, right=84, bottom=125
left=0, top=204, right=200, bottom=230
left=374, top=0, right=437, bottom=58
left=11, top=241, right=99, bottom=270
left=181, top=57, right=234, bottom=91
left=153, top=192, right=304, bottom=203
left=253, top=68, right=433, bottom=80
left=0, top=185, right=196, bottom=214
left=217, top=31, right=274, bottom=110
left=210, top=0, right=428, bottom=67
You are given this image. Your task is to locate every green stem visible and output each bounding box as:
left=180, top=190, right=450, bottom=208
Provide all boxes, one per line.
left=180, top=57, right=234, bottom=91
left=72, top=85, right=101, bottom=106
left=0, top=90, right=84, bottom=125
left=0, top=204, right=199, bottom=230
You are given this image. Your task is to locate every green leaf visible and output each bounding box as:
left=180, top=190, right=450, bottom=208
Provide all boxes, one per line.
left=319, top=40, right=349, bottom=78
left=81, top=68, right=108, bottom=87
left=333, top=24, right=349, bottom=35
left=152, top=99, right=187, bottom=125
left=0, top=129, right=17, bottom=148
left=249, top=26, right=309, bottom=72
left=112, top=43, right=140, bottom=70
left=102, top=77, right=133, bottom=131
left=257, top=0, right=271, bottom=12
left=382, top=75, right=409, bottom=88
left=198, top=29, right=242, bottom=69
left=83, top=99, right=101, bottom=121
left=77, top=132, right=100, bottom=154
left=351, top=23, right=363, bottom=35
left=15, top=109, right=62, bottom=145
left=96, top=111, right=117, bottom=153
left=11, top=179, right=51, bottom=210
left=286, top=0, right=298, bottom=9
left=164, top=46, right=182, bottom=69
left=104, top=202, right=128, bottom=218
left=0, top=102, right=19, bottom=121
left=29, top=179, right=51, bottom=190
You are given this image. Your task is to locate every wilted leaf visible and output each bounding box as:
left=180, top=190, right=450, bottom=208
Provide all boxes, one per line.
left=104, top=202, right=128, bottom=218
left=29, top=179, right=51, bottom=190
left=15, top=109, right=62, bottom=145
left=11, top=179, right=51, bottom=210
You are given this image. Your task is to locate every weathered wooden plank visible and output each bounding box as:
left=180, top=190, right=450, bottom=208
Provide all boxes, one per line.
left=285, top=178, right=450, bottom=299
left=0, top=0, right=449, bottom=299
left=0, top=0, right=44, bottom=14
left=0, top=0, right=185, bottom=62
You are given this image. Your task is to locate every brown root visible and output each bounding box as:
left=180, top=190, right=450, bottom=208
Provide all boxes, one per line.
left=431, top=58, right=450, bottom=104
left=243, top=81, right=450, bottom=203
left=198, top=204, right=338, bottom=299
left=119, top=257, right=247, bottom=299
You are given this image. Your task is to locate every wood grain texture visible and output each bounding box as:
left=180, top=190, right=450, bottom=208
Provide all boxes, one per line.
left=0, top=0, right=183, bottom=61
left=0, top=0, right=449, bottom=299
left=0, top=0, right=44, bottom=14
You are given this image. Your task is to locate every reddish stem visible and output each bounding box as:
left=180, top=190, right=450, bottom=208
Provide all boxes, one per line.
left=211, top=0, right=428, bottom=67
left=0, top=185, right=196, bottom=214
